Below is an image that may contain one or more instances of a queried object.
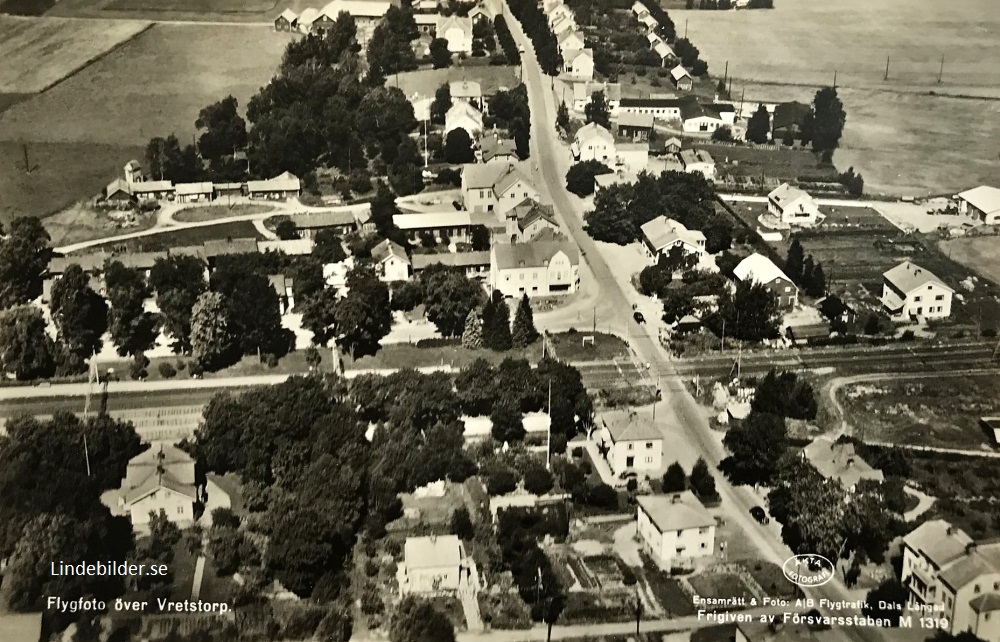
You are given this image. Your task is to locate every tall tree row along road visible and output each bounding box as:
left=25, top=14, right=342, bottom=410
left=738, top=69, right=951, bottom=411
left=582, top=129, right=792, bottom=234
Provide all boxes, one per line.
left=498, top=4, right=893, bottom=641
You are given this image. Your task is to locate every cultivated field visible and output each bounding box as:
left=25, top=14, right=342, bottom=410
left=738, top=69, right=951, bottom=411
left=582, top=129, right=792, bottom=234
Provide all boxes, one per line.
left=0, top=15, right=150, bottom=93
left=672, top=0, right=1000, bottom=196
left=840, top=374, right=1000, bottom=450
left=0, top=23, right=289, bottom=147
left=939, top=235, right=1000, bottom=286
left=395, top=65, right=521, bottom=99
left=44, top=0, right=288, bottom=20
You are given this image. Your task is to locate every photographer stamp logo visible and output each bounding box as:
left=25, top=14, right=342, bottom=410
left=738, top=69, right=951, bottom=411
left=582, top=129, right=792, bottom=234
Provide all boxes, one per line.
left=782, top=554, right=835, bottom=587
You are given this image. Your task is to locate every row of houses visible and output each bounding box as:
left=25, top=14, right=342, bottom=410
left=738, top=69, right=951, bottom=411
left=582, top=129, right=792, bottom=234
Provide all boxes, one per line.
left=541, top=0, right=595, bottom=81
left=571, top=122, right=649, bottom=174
left=105, top=167, right=301, bottom=205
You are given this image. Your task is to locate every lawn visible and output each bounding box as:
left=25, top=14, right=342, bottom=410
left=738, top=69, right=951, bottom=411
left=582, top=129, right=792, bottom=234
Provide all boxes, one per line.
left=44, top=205, right=157, bottom=247
left=840, top=373, right=1000, bottom=450
left=344, top=340, right=539, bottom=371
left=695, top=142, right=836, bottom=182
left=549, top=331, right=629, bottom=362
left=687, top=572, right=754, bottom=604
left=734, top=560, right=798, bottom=600
left=0, top=15, right=150, bottom=93
left=0, top=141, right=143, bottom=224
left=940, top=236, right=1000, bottom=286
left=0, top=23, right=288, bottom=147
left=394, top=65, right=521, bottom=99
left=173, top=203, right=275, bottom=223
left=86, top=219, right=266, bottom=251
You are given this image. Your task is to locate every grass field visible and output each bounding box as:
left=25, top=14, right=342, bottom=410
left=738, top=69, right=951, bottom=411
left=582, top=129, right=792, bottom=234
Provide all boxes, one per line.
left=840, top=374, right=1000, bottom=450
left=940, top=236, right=1000, bottom=285
left=696, top=142, right=835, bottom=182
left=395, top=65, right=521, bottom=99
left=0, top=15, right=150, bottom=93
left=0, top=141, right=143, bottom=225
left=86, top=220, right=265, bottom=251
left=672, top=0, right=1000, bottom=196
left=173, top=203, right=274, bottom=223
left=105, top=0, right=276, bottom=13
left=0, top=23, right=289, bottom=146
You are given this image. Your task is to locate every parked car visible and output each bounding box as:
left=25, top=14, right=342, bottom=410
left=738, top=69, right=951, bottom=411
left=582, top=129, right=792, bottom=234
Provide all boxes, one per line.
left=633, top=311, right=646, bottom=324
left=619, top=471, right=638, bottom=480
left=749, top=506, right=770, bottom=524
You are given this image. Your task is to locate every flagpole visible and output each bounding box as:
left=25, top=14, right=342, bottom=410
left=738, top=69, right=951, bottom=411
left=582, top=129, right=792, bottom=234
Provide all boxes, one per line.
left=546, top=380, right=552, bottom=471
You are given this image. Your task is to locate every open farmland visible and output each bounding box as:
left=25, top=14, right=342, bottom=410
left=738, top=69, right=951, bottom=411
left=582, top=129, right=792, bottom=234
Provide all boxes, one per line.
left=0, top=15, right=150, bottom=93
left=672, top=0, right=1000, bottom=196
left=940, top=236, right=1000, bottom=286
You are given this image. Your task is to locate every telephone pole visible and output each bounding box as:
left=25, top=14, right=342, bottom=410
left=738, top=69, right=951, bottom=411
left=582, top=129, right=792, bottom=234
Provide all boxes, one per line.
left=833, top=69, right=837, bottom=88
left=22, top=143, right=30, bottom=173
left=937, top=56, right=944, bottom=83
left=883, top=55, right=890, bottom=81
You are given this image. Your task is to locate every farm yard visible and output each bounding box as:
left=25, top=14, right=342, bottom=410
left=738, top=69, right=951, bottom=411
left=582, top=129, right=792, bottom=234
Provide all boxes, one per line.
left=672, top=0, right=1000, bottom=196
left=839, top=373, right=1000, bottom=450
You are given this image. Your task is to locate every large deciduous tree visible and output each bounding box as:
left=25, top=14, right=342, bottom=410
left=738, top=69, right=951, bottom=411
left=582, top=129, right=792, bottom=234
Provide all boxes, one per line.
left=721, top=411, right=788, bottom=486
left=389, top=596, right=456, bottom=642
left=708, top=280, right=780, bottom=343
left=190, top=291, right=237, bottom=371
left=195, top=95, right=248, bottom=162
left=444, top=128, right=475, bottom=164
left=565, top=160, right=612, bottom=197
left=104, top=261, right=157, bottom=357
left=333, top=263, right=392, bottom=358
left=210, top=263, right=291, bottom=358
left=422, top=267, right=486, bottom=338
left=49, top=264, right=108, bottom=368
left=149, top=255, right=207, bottom=353
left=0, top=216, right=51, bottom=307
left=0, top=305, right=56, bottom=380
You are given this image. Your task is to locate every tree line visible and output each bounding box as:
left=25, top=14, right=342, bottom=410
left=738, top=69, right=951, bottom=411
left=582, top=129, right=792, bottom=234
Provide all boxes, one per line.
left=507, top=0, right=563, bottom=75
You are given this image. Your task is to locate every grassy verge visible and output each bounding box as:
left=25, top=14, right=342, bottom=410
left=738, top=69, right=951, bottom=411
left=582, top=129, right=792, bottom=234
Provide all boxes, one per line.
left=172, top=203, right=273, bottom=223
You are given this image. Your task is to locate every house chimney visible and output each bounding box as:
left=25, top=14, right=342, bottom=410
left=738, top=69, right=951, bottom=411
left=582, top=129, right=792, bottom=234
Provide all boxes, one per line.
left=670, top=494, right=680, bottom=504
left=946, top=526, right=955, bottom=536
left=966, top=542, right=978, bottom=556
left=846, top=457, right=854, bottom=468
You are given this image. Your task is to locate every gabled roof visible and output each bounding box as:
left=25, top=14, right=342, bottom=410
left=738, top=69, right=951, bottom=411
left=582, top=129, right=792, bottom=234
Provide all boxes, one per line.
left=260, top=238, right=314, bottom=255
left=957, top=185, right=1000, bottom=215
left=630, top=0, right=647, bottom=14
left=602, top=412, right=661, bottom=442
left=971, top=593, right=1000, bottom=614
left=637, top=492, right=715, bottom=533
left=670, top=65, right=691, bottom=81
left=617, top=112, right=654, bottom=129
left=801, top=436, right=884, bottom=489
left=394, top=211, right=472, bottom=230
left=438, top=14, right=472, bottom=34
left=446, top=99, right=482, bottom=121
left=565, top=48, right=594, bottom=63
left=493, top=241, right=578, bottom=270
left=904, top=520, right=973, bottom=568
left=517, top=203, right=558, bottom=231
left=940, top=543, right=1000, bottom=592
left=450, top=80, right=482, bottom=98
left=733, top=253, right=792, bottom=286
left=299, top=7, right=319, bottom=24
left=130, top=180, right=174, bottom=193
left=290, top=209, right=359, bottom=229
left=371, top=239, right=409, bottom=264
left=203, top=237, right=259, bottom=257
left=106, top=178, right=132, bottom=197
left=480, top=134, right=519, bottom=162
left=640, top=215, right=705, bottom=252
left=768, top=182, right=813, bottom=209
left=412, top=251, right=491, bottom=270
left=492, top=164, right=533, bottom=198
left=572, top=81, right=622, bottom=102
left=883, top=261, right=953, bottom=295
left=321, top=0, right=392, bottom=19
left=619, top=97, right=684, bottom=109
left=646, top=32, right=661, bottom=45
left=772, top=101, right=811, bottom=131
left=175, top=182, right=214, bottom=195
left=679, top=98, right=717, bottom=122
left=247, top=171, right=300, bottom=193
left=404, top=535, right=462, bottom=569
left=574, top=122, right=614, bottom=147
left=122, top=444, right=197, bottom=505
left=678, top=149, right=714, bottom=167
left=641, top=13, right=658, bottom=28
left=557, top=28, right=584, bottom=45
left=653, top=41, right=674, bottom=59
left=277, top=8, right=298, bottom=21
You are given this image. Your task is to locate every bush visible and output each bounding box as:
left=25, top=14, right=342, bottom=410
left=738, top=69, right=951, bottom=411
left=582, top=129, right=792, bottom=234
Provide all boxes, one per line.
left=900, top=330, right=915, bottom=341
left=435, top=167, right=462, bottom=186
left=129, top=353, right=150, bottom=380
left=175, top=360, right=186, bottom=371
left=189, top=361, right=204, bottom=378
left=364, top=559, right=379, bottom=577
left=571, top=447, right=584, bottom=458
left=158, top=362, right=177, bottom=379
left=265, top=353, right=279, bottom=368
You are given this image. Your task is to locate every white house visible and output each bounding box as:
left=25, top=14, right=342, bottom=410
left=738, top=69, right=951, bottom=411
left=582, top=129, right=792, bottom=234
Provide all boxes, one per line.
left=450, top=80, right=483, bottom=108
left=394, top=211, right=474, bottom=244
left=881, top=261, right=954, bottom=320
left=462, top=163, right=539, bottom=216
left=547, top=2, right=573, bottom=26
left=444, top=101, right=483, bottom=137
left=637, top=492, right=716, bottom=570
left=572, top=81, right=621, bottom=114
left=597, top=411, right=663, bottom=476
left=677, top=149, right=715, bottom=180
left=571, top=122, right=616, bottom=164
left=116, top=444, right=199, bottom=532
left=670, top=65, right=693, bottom=90
left=733, top=253, right=798, bottom=309
left=616, top=142, right=649, bottom=174
left=371, top=239, right=411, bottom=281
left=646, top=32, right=662, bottom=48
left=640, top=216, right=706, bottom=262
left=801, top=436, right=884, bottom=494
left=902, top=520, right=1000, bottom=642
left=397, top=535, right=471, bottom=595
left=679, top=101, right=726, bottom=133
left=767, top=183, right=822, bottom=226
left=174, top=182, right=214, bottom=203
left=653, top=41, right=675, bottom=67
left=550, top=13, right=576, bottom=36
left=490, top=241, right=579, bottom=297
left=557, top=29, right=585, bottom=55
left=640, top=13, right=658, bottom=32
left=957, top=185, right=1000, bottom=224
left=563, top=48, right=595, bottom=81
left=468, top=1, right=495, bottom=23
left=437, top=15, right=473, bottom=53
left=247, top=171, right=301, bottom=200
left=630, top=0, right=649, bottom=18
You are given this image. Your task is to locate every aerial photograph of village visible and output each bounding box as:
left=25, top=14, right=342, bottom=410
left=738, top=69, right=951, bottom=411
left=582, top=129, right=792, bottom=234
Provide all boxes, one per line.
left=0, top=0, right=998, bottom=640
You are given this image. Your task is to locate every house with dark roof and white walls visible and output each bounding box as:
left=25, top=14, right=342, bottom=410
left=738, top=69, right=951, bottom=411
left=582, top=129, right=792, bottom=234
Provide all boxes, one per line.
left=880, top=261, right=953, bottom=320
left=597, top=410, right=663, bottom=476
left=733, top=253, right=798, bottom=309
left=489, top=241, right=579, bottom=297
left=636, top=491, right=715, bottom=570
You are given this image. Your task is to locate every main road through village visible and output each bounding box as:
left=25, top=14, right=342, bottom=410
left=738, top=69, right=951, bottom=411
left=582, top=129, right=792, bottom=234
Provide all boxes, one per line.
left=499, top=4, right=894, bottom=641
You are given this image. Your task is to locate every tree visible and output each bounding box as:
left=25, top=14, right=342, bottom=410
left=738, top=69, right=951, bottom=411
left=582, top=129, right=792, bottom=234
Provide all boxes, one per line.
left=806, top=86, right=846, bottom=156
left=313, top=229, right=347, bottom=265
left=721, top=411, right=788, bottom=486
left=444, top=128, right=475, bottom=164
left=430, top=83, right=451, bottom=125
left=745, top=104, right=770, bottom=144
left=389, top=596, right=456, bottom=642
left=211, top=264, right=290, bottom=358
left=482, top=291, right=512, bottom=351
left=523, top=464, right=554, bottom=496
left=195, top=95, right=248, bottom=163
left=50, top=264, right=108, bottom=366
left=450, top=506, right=474, bottom=540
left=104, top=261, right=157, bottom=357
left=430, top=38, right=451, bottom=68
left=556, top=100, right=569, bottom=130
left=662, top=462, right=686, bottom=492
left=276, top=219, right=299, bottom=240
left=461, top=308, right=484, bottom=349
left=366, top=7, right=419, bottom=77
left=806, top=261, right=826, bottom=298
left=300, top=288, right=339, bottom=346
left=511, top=294, right=539, bottom=348
left=0, top=305, right=56, bottom=380
left=490, top=403, right=525, bottom=443
left=455, top=358, right=495, bottom=415
left=483, top=463, right=519, bottom=496
left=689, top=457, right=717, bottom=499
left=565, top=160, right=612, bottom=197
left=861, top=579, right=907, bottom=626
left=785, top=239, right=804, bottom=283
left=708, top=281, right=780, bottom=342
left=540, top=592, right=566, bottom=642
left=144, top=134, right=202, bottom=183
left=751, top=370, right=817, bottom=420
left=190, top=291, right=237, bottom=371
left=0, top=216, right=51, bottom=307
left=149, top=255, right=207, bottom=352
left=584, top=91, right=611, bottom=129
left=838, top=167, right=864, bottom=196
left=819, top=295, right=848, bottom=323
left=333, top=263, right=392, bottom=358
left=423, top=268, right=486, bottom=337
left=660, top=288, right=696, bottom=324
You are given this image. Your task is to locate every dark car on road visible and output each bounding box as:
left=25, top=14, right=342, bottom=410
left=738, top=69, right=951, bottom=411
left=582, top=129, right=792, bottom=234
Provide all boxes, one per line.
left=633, top=311, right=645, bottom=324
left=750, top=506, right=770, bottom=524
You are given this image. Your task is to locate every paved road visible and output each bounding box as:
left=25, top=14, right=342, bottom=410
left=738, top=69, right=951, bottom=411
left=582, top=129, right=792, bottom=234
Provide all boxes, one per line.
left=501, top=7, right=891, bottom=641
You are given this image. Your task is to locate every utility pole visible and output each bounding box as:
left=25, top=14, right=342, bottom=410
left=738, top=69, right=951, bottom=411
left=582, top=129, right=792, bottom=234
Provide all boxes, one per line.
left=722, top=61, right=728, bottom=94
left=22, top=143, right=30, bottom=173
left=546, top=380, right=552, bottom=471
left=738, top=87, right=745, bottom=120
left=883, top=55, right=890, bottom=81
left=684, top=18, right=688, bottom=39
left=833, top=69, right=837, bottom=88
left=937, top=56, right=944, bottom=84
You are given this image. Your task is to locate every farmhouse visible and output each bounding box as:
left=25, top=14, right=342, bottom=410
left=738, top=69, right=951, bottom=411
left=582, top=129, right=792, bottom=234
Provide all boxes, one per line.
left=880, top=261, right=953, bottom=320
left=957, top=185, right=1000, bottom=224
left=397, top=535, right=471, bottom=595
left=490, top=241, right=579, bottom=298
left=174, top=182, right=214, bottom=204
left=572, top=81, right=621, bottom=114
left=412, top=251, right=491, bottom=280
left=640, top=215, right=706, bottom=262
left=480, top=134, right=519, bottom=163
left=371, top=239, right=411, bottom=282
left=461, top=163, right=538, bottom=216
left=901, top=520, right=1000, bottom=642
left=801, top=436, right=884, bottom=494
left=289, top=209, right=363, bottom=237
left=678, top=149, right=715, bottom=180
left=444, top=101, right=483, bottom=137
left=771, top=101, right=811, bottom=142
left=112, top=444, right=201, bottom=533
left=394, top=211, right=475, bottom=244
left=670, top=65, right=693, bottom=91
left=767, top=183, right=822, bottom=226
left=617, top=112, right=654, bottom=141
left=733, top=253, right=798, bottom=309
left=571, top=123, right=616, bottom=164
left=437, top=15, right=473, bottom=53
left=597, top=411, right=663, bottom=476
left=636, top=492, right=716, bottom=570
left=557, top=29, right=586, bottom=55
left=247, top=171, right=301, bottom=200
left=563, top=48, right=595, bottom=81
left=274, top=8, right=298, bottom=30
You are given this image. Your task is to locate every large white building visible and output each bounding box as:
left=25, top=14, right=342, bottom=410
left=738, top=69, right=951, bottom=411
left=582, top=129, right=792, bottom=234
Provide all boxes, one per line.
left=902, top=520, right=1000, bottom=642
left=461, top=163, right=539, bottom=216
left=957, top=185, right=1000, bottom=224
left=597, top=411, right=663, bottom=477
left=397, top=535, right=471, bottom=595
left=640, top=216, right=706, bottom=262
left=637, top=492, right=716, bottom=570
left=767, top=183, right=822, bottom=226
left=444, top=101, right=483, bottom=137
left=437, top=15, right=473, bottom=53
left=489, top=241, right=579, bottom=298
left=563, top=48, right=595, bottom=81
left=571, top=123, right=616, bottom=164
left=880, top=261, right=953, bottom=320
